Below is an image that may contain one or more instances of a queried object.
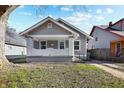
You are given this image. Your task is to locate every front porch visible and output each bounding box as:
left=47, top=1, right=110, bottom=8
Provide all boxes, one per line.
left=27, top=35, right=77, bottom=61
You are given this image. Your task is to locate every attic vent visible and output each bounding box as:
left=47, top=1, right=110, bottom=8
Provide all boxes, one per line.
left=47, top=23, right=52, bottom=28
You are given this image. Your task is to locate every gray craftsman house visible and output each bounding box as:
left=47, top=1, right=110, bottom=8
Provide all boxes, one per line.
left=20, top=17, right=92, bottom=62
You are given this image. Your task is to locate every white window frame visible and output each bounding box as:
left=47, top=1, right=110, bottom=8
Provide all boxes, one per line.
left=58, top=40, right=65, bottom=50
left=47, top=23, right=52, bottom=28
left=40, top=40, right=47, bottom=49
left=74, top=40, right=81, bottom=51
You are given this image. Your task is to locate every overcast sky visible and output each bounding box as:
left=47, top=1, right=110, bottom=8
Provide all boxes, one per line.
left=8, top=5, right=124, bottom=34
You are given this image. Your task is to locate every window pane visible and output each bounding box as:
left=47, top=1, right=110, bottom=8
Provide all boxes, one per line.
left=47, top=40, right=58, bottom=49
left=74, top=41, right=79, bottom=45
left=41, top=41, right=46, bottom=49
left=41, top=46, right=46, bottom=49
left=34, top=41, right=39, bottom=49
left=60, top=46, right=64, bottom=49
left=74, top=40, right=80, bottom=50
left=95, top=37, right=98, bottom=41
left=60, top=42, right=64, bottom=45
left=74, top=46, right=79, bottom=50
left=41, top=41, right=46, bottom=45
left=60, top=42, right=64, bottom=49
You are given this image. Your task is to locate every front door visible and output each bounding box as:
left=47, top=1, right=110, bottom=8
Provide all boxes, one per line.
left=116, top=43, right=121, bottom=57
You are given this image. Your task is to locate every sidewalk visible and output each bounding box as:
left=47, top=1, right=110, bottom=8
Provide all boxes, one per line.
left=89, top=60, right=124, bottom=80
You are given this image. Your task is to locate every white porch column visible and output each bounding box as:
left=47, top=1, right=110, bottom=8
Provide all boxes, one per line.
left=69, top=37, right=75, bottom=61
left=26, top=37, right=33, bottom=56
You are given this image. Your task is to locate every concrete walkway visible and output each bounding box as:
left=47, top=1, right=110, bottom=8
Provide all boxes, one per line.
left=89, top=60, right=124, bottom=80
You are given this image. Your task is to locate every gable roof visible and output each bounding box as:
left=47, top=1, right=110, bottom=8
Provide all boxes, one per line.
left=57, top=18, right=92, bottom=39
left=20, top=17, right=78, bottom=36
left=90, top=26, right=124, bottom=38
left=6, top=28, right=26, bottom=47
left=90, top=18, right=124, bottom=38
left=109, top=18, right=124, bottom=30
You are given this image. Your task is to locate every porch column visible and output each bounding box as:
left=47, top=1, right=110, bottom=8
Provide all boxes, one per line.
left=26, top=37, right=33, bottom=56
left=69, top=37, right=75, bottom=61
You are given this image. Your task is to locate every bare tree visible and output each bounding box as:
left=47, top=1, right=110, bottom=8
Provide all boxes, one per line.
left=0, top=5, right=18, bottom=68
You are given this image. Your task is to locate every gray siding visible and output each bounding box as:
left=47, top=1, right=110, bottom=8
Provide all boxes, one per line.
left=74, top=34, right=87, bottom=56
left=28, top=20, right=72, bottom=35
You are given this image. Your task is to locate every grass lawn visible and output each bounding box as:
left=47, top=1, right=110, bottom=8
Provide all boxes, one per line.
left=0, top=63, right=124, bottom=88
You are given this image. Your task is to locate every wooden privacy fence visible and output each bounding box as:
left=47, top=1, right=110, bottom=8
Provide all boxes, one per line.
left=89, top=48, right=110, bottom=60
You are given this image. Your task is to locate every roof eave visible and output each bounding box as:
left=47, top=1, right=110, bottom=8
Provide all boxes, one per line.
left=57, top=18, right=91, bottom=38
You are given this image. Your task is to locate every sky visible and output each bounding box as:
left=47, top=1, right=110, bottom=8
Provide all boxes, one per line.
left=8, top=5, right=124, bottom=34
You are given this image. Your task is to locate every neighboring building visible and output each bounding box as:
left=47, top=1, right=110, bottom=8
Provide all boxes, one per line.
left=88, top=18, right=124, bottom=59
left=5, top=27, right=27, bottom=59
left=20, top=17, right=92, bottom=62
left=110, top=38, right=124, bottom=58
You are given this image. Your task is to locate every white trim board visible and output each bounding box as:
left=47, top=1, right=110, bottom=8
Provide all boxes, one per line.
left=29, top=35, right=72, bottom=38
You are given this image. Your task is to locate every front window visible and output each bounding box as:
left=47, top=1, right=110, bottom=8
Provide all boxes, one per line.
left=33, top=40, right=39, bottom=49
left=41, top=41, right=46, bottom=49
left=60, top=42, right=64, bottom=49
left=74, top=40, right=80, bottom=50
left=95, top=37, right=98, bottom=41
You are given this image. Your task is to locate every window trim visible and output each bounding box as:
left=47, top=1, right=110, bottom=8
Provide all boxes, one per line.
left=47, top=23, right=52, bottom=28
left=74, top=40, right=81, bottom=51
left=58, top=40, right=65, bottom=49
left=40, top=40, right=47, bottom=49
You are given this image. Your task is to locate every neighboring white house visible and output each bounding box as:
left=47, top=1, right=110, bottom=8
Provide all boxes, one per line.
left=5, top=27, right=27, bottom=59
left=88, top=18, right=124, bottom=50
left=20, top=17, right=92, bottom=62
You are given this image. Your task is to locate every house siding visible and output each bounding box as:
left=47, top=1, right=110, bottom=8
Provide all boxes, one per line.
left=5, top=44, right=26, bottom=55
left=57, top=21, right=87, bottom=57
left=122, top=20, right=124, bottom=31
left=88, top=27, right=120, bottom=49
left=74, top=34, right=87, bottom=57
left=111, top=22, right=121, bottom=30
left=28, top=21, right=72, bottom=35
